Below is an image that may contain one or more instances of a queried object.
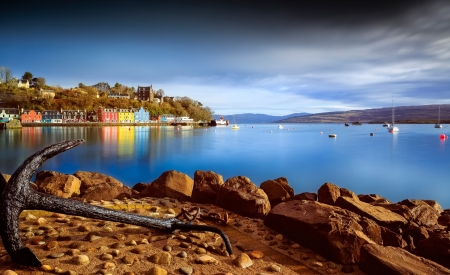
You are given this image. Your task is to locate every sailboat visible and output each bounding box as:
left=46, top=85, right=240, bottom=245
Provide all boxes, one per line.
left=387, top=99, right=399, bottom=132
left=231, top=114, right=239, bottom=130
left=434, top=105, right=442, bottom=128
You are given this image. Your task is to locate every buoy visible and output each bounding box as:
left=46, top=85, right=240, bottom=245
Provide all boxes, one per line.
left=440, top=134, right=447, bottom=139
left=370, top=133, right=374, bottom=136
left=270, top=130, right=273, bottom=133
left=320, top=132, right=323, bottom=134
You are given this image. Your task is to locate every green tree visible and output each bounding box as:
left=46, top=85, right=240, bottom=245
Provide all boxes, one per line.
left=32, top=77, right=46, bottom=90
left=22, top=72, right=33, bottom=82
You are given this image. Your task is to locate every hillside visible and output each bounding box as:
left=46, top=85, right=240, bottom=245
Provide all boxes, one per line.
left=276, top=104, right=450, bottom=124
left=216, top=113, right=309, bottom=124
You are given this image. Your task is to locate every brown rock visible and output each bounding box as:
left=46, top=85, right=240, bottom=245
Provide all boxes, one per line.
left=260, top=177, right=294, bottom=207
left=131, top=182, right=148, bottom=192
left=416, top=232, right=450, bottom=269
left=233, top=253, right=253, bottom=268
left=423, top=200, right=444, bottom=214
left=139, top=170, right=193, bottom=201
left=335, top=196, right=408, bottom=229
left=37, top=173, right=81, bottom=198
left=358, top=194, right=390, bottom=204
left=293, top=192, right=317, bottom=201
left=215, top=176, right=271, bottom=219
left=264, top=200, right=382, bottom=264
left=317, top=182, right=341, bottom=205
left=403, top=226, right=429, bottom=244
left=398, top=199, right=440, bottom=226
left=191, top=170, right=224, bottom=204
left=360, top=243, right=450, bottom=275
left=74, top=171, right=123, bottom=191
left=35, top=171, right=63, bottom=186
left=380, top=226, right=407, bottom=248
left=374, top=202, right=413, bottom=220
left=78, top=183, right=135, bottom=201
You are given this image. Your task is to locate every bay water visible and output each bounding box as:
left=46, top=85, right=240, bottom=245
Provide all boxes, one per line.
left=1, top=123, right=449, bottom=208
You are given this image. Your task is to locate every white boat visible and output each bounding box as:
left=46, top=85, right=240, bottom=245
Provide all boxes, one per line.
left=329, top=134, right=337, bottom=138
left=278, top=125, right=284, bottom=129
left=382, top=122, right=390, bottom=127
left=231, top=124, right=240, bottom=130
left=210, top=116, right=228, bottom=126
left=387, top=99, right=399, bottom=132
left=434, top=105, right=442, bottom=128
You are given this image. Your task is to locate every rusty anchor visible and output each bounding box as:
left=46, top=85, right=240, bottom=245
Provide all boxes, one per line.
left=0, top=139, right=232, bottom=267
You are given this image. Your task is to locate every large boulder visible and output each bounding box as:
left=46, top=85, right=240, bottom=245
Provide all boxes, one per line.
left=38, top=174, right=81, bottom=198
left=398, top=199, right=440, bottom=227
left=317, top=182, right=358, bottom=206
left=335, top=196, right=408, bottom=229
left=73, top=171, right=135, bottom=201
left=358, top=194, right=391, bottom=204
left=78, top=183, right=136, bottom=201
left=139, top=170, right=193, bottom=201
left=35, top=170, right=64, bottom=186
left=73, top=171, right=123, bottom=194
left=359, top=243, right=450, bottom=275
left=260, top=177, right=294, bottom=207
left=191, top=170, right=224, bottom=204
left=380, top=226, right=407, bottom=248
left=264, top=200, right=382, bottom=264
left=215, top=176, right=271, bottom=219
left=416, top=232, right=450, bottom=269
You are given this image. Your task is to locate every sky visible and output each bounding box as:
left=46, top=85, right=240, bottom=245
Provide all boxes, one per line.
left=2, top=0, right=450, bottom=115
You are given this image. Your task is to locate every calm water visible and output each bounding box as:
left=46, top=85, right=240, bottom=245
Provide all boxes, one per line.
left=1, top=124, right=449, bottom=208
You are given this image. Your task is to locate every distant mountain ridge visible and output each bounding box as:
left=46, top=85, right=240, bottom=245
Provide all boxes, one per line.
left=215, top=113, right=309, bottom=124
left=275, top=104, right=450, bottom=124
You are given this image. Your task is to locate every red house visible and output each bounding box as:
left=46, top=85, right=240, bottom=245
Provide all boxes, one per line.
left=97, top=107, right=118, bottom=123
left=21, top=110, right=42, bottom=123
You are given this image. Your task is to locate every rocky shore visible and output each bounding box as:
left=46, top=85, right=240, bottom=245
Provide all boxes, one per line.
left=1, top=170, right=450, bottom=275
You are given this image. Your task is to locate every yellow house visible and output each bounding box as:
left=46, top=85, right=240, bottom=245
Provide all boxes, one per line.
left=118, top=109, right=134, bottom=123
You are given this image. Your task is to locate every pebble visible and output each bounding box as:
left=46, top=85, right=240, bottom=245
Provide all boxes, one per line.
left=3, top=271, right=18, bottom=275
left=177, top=251, right=188, bottom=258
left=114, top=234, right=126, bottom=240
left=311, top=261, right=323, bottom=267
left=103, top=262, right=116, bottom=269
left=275, top=234, right=283, bottom=241
left=147, top=266, right=167, bottom=275
left=25, top=213, right=37, bottom=220
left=100, top=253, right=113, bottom=261
left=179, top=266, right=193, bottom=275
left=112, top=249, right=121, bottom=257
left=195, top=255, right=218, bottom=264
left=194, top=247, right=207, bottom=254
left=122, top=255, right=138, bottom=265
left=130, top=247, right=144, bottom=254
left=48, top=253, right=65, bottom=259
left=163, top=245, right=172, bottom=251
left=40, top=265, right=53, bottom=271
left=45, top=240, right=59, bottom=250
left=36, top=217, right=47, bottom=225
left=54, top=267, right=63, bottom=274
left=268, top=264, right=281, bottom=272
left=148, top=252, right=171, bottom=264
left=140, top=238, right=149, bottom=244
left=30, top=236, right=45, bottom=245
left=77, top=225, right=90, bottom=232
left=72, top=255, right=90, bottom=265
left=180, top=242, right=191, bottom=248
left=248, top=250, right=264, bottom=259
left=68, top=242, right=84, bottom=250
left=233, top=253, right=253, bottom=268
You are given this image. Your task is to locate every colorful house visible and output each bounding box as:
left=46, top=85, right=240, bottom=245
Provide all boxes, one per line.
left=62, top=110, right=86, bottom=123
left=134, top=107, right=150, bottom=123
left=118, top=109, right=134, bottom=123
left=21, top=110, right=42, bottom=123
left=18, top=79, right=30, bottom=88
left=97, top=107, right=118, bottom=123
left=42, top=110, right=62, bottom=123
left=0, top=108, right=20, bottom=122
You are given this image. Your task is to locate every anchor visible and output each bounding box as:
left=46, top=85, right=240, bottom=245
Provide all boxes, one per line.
left=0, top=139, right=232, bottom=267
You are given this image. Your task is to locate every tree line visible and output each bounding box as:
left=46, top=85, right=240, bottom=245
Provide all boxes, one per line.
left=0, top=67, right=213, bottom=121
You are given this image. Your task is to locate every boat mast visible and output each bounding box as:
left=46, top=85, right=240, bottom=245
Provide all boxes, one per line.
left=391, top=99, right=394, bottom=126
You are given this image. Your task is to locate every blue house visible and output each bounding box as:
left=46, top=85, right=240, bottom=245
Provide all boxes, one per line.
left=42, top=110, right=62, bottom=123
left=134, top=107, right=150, bottom=123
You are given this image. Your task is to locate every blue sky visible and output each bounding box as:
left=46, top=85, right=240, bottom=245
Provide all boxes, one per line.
left=2, top=0, right=450, bottom=115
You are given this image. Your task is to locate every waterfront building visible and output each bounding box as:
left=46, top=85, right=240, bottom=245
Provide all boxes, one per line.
left=42, top=110, right=62, bottom=123
left=21, top=110, right=42, bottom=123
left=62, top=110, right=86, bottom=123
left=134, top=107, right=150, bottom=123
left=97, top=107, right=118, bottom=123
left=160, top=114, right=175, bottom=123
left=87, top=110, right=98, bottom=122
left=118, top=109, right=134, bottom=123
left=40, top=88, right=56, bottom=99
left=137, top=85, right=154, bottom=102
left=108, top=93, right=130, bottom=99
left=0, top=108, right=20, bottom=122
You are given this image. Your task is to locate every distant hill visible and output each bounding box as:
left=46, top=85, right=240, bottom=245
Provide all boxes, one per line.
left=276, top=104, right=450, bottom=124
left=214, top=113, right=309, bottom=124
